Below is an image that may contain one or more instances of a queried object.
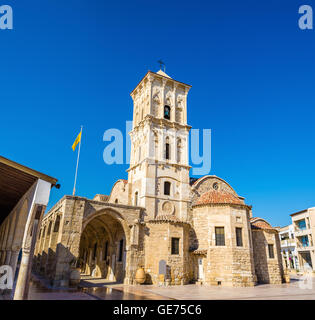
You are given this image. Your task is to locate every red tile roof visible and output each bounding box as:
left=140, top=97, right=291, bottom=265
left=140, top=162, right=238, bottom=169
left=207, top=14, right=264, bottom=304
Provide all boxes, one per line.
left=195, top=190, right=243, bottom=206
left=250, top=217, right=274, bottom=230
left=149, top=215, right=189, bottom=224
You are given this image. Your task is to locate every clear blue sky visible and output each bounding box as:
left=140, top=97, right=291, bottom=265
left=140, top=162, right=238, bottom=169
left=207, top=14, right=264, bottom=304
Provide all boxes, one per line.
left=1, top=0, right=314, bottom=227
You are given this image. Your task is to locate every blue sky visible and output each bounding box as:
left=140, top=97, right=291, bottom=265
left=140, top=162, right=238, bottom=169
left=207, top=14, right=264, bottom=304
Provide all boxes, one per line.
left=0, top=0, right=314, bottom=227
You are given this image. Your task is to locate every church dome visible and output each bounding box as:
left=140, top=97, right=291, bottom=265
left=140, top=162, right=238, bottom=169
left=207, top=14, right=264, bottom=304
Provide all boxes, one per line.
left=250, top=217, right=274, bottom=230
left=195, top=190, right=243, bottom=206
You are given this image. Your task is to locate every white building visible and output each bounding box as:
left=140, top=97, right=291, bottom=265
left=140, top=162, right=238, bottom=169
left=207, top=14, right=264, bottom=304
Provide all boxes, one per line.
left=291, top=208, right=315, bottom=271
left=279, top=225, right=299, bottom=270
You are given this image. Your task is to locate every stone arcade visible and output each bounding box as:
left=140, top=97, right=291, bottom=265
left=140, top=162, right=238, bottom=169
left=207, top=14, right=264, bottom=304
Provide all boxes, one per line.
left=34, top=70, right=285, bottom=287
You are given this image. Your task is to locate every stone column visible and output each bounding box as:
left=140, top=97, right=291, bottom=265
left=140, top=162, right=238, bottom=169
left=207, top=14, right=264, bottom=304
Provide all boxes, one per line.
left=171, top=83, right=176, bottom=122
left=14, top=217, right=40, bottom=300
left=183, top=88, right=188, bottom=124
left=39, top=226, right=47, bottom=273
left=123, top=246, right=130, bottom=285
left=14, top=200, right=48, bottom=300
left=1, top=250, right=7, bottom=265
left=45, top=219, right=56, bottom=278
left=108, top=244, right=116, bottom=281
left=148, top=75, right=154, bottom=115
left=161, top=79, right=166, bottom=118
left=4, top=250, right=12, bottom=265
left=9, top=250, right=20, bottom=279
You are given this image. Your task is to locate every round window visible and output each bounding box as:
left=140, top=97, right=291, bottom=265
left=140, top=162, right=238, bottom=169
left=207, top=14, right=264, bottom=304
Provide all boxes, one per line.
left=213, top=183, right=219, bottom=190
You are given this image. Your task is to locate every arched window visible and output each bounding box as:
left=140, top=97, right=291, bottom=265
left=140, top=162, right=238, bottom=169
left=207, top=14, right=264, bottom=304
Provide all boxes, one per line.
left=47, top=221, right=52, bottom=236
left=165, top=137, right=170, bottom=160
left=164, top=181, right=171, bottom=196
left=53, top=215, right=61, bottom=233
left=115, top=199, right=118, bottom=204
left=134, top=191, right=138, bottom=206
left=164, top=105, right=170, bottom=120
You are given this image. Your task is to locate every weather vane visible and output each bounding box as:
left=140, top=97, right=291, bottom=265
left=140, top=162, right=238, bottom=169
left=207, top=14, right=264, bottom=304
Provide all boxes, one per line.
left=158, top=60, right=166, bottom=72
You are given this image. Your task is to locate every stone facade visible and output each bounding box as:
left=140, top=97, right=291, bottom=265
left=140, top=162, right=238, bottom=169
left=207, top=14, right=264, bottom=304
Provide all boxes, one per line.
left=34, top=70, right=284, bottom=287
left=251, top=218, right=284, bottom=284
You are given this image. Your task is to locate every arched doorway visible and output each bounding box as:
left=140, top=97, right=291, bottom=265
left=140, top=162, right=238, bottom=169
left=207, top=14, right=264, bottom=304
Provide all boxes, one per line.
left=78, top=210, right=128, bottom=283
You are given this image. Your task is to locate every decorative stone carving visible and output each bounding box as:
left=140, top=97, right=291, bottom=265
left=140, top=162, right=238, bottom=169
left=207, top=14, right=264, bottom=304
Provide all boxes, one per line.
left=177, top=94, right=184, bottom=107
left=175, top=108, right=182, bottom=123
left=165, top=91, right=173, bottom=106
left=162, top=201, right=175, bottom=215
left=153, top=88, right=160, bottom=103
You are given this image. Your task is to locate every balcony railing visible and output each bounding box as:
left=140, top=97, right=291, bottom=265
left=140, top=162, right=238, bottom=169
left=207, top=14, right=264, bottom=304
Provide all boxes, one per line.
left=280, top=239, right=296, bottom=247
left=296, top=243, right=313, bottom=250
left=295, top=227, right=305, bottom=231
left=294, top=228, right=310, bottom=236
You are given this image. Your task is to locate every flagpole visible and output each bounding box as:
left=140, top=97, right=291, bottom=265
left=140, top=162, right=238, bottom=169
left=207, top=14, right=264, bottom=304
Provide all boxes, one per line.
left=73, top=125, right=83, bottom=196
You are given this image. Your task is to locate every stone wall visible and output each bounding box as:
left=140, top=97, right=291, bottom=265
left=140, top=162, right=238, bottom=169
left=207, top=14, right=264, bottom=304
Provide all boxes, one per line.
left=252, top=229, right=283, bottom=284
left=144, top=221, right=190, bottom=285
left=108, top=180, right=129, bottom=205
left=191, top=205, right=256, bottom=287
left=35, top=196, right=143, bottom=287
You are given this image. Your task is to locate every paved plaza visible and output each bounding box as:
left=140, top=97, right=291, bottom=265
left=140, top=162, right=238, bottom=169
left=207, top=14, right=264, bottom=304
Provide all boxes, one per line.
left=14, top=274, right=314, bottom=300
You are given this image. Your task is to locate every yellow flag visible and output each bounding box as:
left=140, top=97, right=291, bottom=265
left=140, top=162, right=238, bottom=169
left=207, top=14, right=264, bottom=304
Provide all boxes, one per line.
left=72, top=131, right=82, bottom=151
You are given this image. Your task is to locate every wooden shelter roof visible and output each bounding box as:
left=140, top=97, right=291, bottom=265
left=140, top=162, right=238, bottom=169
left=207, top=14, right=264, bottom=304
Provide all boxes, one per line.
left=0, top=156, right=57, bottom=224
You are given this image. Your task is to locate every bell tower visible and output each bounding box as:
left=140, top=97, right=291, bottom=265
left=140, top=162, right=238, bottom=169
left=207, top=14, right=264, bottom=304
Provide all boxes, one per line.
left=127, top=70, right=192, bottom=221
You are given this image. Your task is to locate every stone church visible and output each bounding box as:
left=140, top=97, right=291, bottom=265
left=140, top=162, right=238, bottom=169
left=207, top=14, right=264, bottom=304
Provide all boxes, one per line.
left=34, top=70, right=284, bottom=287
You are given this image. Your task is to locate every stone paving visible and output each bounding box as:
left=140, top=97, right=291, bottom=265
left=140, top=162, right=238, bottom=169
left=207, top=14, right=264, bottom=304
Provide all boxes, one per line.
left=3, top=274, right=315, bottom=300
left=80, top=275, right=315, bottom=300
left=144, top=277, right=315, bottom=300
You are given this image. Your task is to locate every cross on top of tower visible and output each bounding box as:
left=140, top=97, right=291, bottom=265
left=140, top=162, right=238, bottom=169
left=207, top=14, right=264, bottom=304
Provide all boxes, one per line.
left=157, top=60, right=166, bottom=72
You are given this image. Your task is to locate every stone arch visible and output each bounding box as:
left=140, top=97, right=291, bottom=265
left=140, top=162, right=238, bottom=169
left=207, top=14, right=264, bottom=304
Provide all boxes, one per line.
left=6, top=210, right=17, bottom=250
left=53, top=215, right=61, bottom=233
left=79, top=208, right=130, bottom=282
left=165, top=91, right=173, bottom=107
left=12, top=199, right=29, bottom=250
left=82, top=208, right=130, bottom=247
left=192, top=175, right=238, bottom=194
left=39, top=225, right=46, bottom=252
left=47, top=220, right=53, bottom=236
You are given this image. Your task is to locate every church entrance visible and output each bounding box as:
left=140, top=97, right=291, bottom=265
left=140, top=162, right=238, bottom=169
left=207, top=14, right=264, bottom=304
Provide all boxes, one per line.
left=78, top=211, right=127, bottom=283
